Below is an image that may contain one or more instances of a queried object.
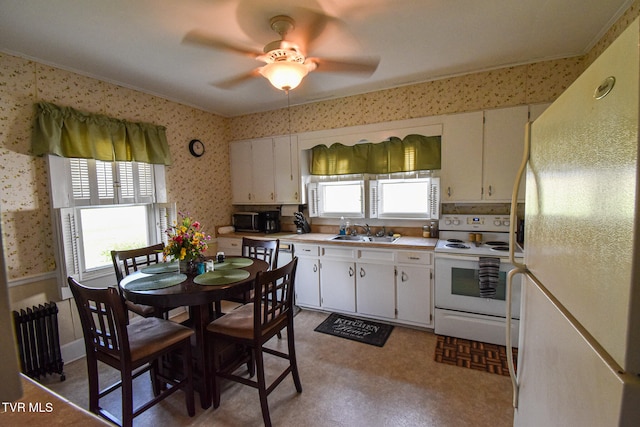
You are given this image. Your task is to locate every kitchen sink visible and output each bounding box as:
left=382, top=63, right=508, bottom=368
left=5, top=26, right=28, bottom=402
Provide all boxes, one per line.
left=330, top=235, right=398, bottom=243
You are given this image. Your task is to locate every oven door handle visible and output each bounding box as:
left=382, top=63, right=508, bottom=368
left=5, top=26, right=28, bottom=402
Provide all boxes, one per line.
left=435, top=253, right=521, bottom=263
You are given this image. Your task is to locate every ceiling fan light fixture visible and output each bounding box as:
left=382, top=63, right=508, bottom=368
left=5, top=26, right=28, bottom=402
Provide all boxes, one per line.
left=259, top=61, right=309, bottom=91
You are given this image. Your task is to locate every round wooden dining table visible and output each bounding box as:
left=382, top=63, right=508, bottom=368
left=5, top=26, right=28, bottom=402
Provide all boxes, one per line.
left=120, top=257, right=269, bottom=409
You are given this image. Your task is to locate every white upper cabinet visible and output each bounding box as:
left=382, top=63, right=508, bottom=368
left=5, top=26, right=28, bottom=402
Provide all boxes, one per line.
left=441, top=105, right=541, bottom=203
left=273, top=135, right=300, bottom=204
left=441, top=111, right=484, bottom=202
left=230, top=136, right=300, bottom=205
left=230, top=139, right=255, bottom=204
left=483, top=105, right=529, bottom=201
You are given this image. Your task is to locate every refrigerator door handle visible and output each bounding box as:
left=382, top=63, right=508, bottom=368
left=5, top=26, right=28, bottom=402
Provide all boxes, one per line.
left=509, top=121, right=531, bottom=269
left=506, top=266, right=526, bottom=408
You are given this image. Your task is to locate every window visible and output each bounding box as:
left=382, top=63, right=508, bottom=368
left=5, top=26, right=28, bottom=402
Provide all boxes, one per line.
left=308, top=180, right=365, bottom=218
left=369, top=177, right=440, bottom=219
left=47, top=155, right=174, bottom=283
left=79, top=205, right=150, bottom=270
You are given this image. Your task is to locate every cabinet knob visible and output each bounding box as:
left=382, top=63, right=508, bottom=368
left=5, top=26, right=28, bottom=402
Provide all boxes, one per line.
left=313, top=263, right=318, bottom=273
left=447, top=186, right=451, bottom=197
left=349, top=266, right=354, bottom=277
left=401, top=271, right=408, bottom=282
left=359, top=267, right=365, bottom=278
left=488, top=185, right=493, bottom=196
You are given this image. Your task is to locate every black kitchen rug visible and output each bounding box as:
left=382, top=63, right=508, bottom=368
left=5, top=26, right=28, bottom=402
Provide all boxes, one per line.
left=314, top=313, right=394, bottom=347
left=434, top=335, right=517, bottom=376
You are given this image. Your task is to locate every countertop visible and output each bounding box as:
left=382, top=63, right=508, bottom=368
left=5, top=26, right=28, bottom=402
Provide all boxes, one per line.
left=217, top=231, right=438, bottom=250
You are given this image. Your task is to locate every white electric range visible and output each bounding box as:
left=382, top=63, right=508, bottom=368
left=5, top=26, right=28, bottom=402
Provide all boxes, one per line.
left=434, top=214, right=523, bottom=347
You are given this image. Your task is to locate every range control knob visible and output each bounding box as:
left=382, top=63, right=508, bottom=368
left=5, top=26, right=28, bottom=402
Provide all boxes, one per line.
left=452, top=219, right=460, bottom=225
left=494, top=219, right=502, bottom=226
left=503, top=220, right=510, bottom=226
left=444, top=218, right=452, bottom=225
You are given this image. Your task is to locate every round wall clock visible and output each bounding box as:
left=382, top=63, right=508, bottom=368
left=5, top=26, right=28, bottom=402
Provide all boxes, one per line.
left=189, top=139, right=205, bottom=157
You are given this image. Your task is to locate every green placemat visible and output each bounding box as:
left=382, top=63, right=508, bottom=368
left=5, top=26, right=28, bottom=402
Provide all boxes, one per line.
left=140, top=262, right=178, bottom=274
left=124, top=273, right=186, bottom=291
left=215, top=257, right=254, bottom=270
left=194, top=269, right=251, bottom=286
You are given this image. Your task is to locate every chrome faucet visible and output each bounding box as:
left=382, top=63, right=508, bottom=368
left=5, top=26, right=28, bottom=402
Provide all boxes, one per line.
left=353, top=224, right=371, bottom=236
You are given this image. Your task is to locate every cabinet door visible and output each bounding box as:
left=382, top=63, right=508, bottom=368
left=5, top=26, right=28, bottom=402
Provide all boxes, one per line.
left=216, top=237, right=242, bottom=256
left=295, top=257, right=320, bottom=308
left=230, top=140, right=253, bottom=204
left=274, top=135, right=300, bottom=204
left=251, top=138, right=275, bottom=203
left=483, top=105, right=529, bottom=201
left=441, top=111, right=484, bottom=202
left=396, top=265, right=432, bottom=326
left=356, top=262, right=395, bottom=319
left=320, top=259, right=356, bottom=313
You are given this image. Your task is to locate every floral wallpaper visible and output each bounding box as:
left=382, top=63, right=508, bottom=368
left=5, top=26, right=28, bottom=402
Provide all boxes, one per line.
left=0, top=54, right=232, bottom=281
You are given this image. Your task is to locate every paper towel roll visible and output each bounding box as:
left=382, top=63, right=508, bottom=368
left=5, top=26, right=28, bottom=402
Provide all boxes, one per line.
left=281, top=205, right=299, bottom=217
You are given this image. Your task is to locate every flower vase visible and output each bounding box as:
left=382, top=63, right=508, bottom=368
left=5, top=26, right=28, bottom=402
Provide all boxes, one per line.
left=179, top=260, right=195, bottom=274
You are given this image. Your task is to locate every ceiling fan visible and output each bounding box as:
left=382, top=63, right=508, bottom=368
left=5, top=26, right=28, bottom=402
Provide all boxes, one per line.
left=183, top=10, right=379, bottom=91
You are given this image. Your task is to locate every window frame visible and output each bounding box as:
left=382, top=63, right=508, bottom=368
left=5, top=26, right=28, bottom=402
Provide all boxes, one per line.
left=307, top=178, right=366, bottom=219
left=46, top=155, right=173, bottom=288
left=369, top=177, right=440, bottom=219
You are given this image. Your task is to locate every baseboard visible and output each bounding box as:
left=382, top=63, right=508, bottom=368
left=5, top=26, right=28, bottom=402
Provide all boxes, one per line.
left=61, top=338, right=86, bottom=364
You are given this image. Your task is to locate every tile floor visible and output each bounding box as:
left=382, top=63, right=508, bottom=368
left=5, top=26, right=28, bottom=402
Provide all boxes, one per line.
left=43, top=309, right=514, bottom=427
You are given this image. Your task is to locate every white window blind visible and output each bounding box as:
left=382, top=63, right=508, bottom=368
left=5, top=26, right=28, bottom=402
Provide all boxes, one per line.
left=59, top=208, right=80, bottom=279
left=137, top=163, right=154, bottom=198
left=95, top=160, right=115, bottom=201
left=117, top=162, right=135, bottom=199
left=70, top=159, right=90, bottom=201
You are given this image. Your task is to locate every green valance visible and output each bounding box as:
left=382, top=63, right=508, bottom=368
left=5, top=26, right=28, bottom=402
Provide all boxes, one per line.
left=31, top=102, right=172, bottom=165
left=311, top=134, right=441, bottom=175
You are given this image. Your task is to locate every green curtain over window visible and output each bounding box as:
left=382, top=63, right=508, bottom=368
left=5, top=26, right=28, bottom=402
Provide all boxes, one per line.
left=311, top=134, right=440, bottom=175
left=31, top=102, right=172, bottom=165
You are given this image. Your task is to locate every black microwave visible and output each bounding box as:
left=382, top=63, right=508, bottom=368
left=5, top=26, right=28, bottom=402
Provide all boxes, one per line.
left=232, top=212, right=262, bottom=232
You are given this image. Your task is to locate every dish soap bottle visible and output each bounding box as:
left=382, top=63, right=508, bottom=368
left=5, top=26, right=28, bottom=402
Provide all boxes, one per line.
left=339, top=216, right=346, bottom=235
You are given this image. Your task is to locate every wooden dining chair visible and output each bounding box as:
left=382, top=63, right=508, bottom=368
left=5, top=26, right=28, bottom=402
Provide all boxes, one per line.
left=206, top=258, right=301, bottom=427
left=68, top=277, right=195, bottom=427
left=111, top=243, right=170, bottom=318
left=226, top=237, right=280, bottom=305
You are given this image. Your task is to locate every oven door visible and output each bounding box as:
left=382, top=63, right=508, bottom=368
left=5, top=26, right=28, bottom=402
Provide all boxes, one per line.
left=435, top=253, right=521, bottom=318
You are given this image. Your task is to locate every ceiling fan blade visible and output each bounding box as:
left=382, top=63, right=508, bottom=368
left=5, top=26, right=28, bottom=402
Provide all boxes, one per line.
left=211, top=68, right=262, bottom=89
left=183, top=30, right=262, bottom=58
left=289, top=7, right=340, bottom=55
left=307, top=56, right=380, bottom=75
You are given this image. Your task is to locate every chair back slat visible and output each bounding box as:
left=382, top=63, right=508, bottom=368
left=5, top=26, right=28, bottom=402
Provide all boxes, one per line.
left=253, top=258, right=297, bottom=332
left=241, top=238, right=279, bottom=271
left=111, top=243, right=164, bottom=284
left=68, top=277, right=129, bottom=358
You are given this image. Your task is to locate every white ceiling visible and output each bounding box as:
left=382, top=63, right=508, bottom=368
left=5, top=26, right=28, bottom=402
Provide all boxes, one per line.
left=0, top=0, right=633, bottom=117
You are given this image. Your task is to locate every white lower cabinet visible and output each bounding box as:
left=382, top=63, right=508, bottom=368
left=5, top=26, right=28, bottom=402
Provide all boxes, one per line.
left=296, top=257, right=321, bottom=307
left=356, top=262, right=396, bottom=319
left=292, top=242, right=433, bottom=328
left=397, top=264, right=432, bottom=326
left=319, top=246, right=358, bottom=313
left=396, top=251, right=433, bottom=327
left=293, top=244, right=321, bottom=308
left=216, top=237, right=242, bottom=256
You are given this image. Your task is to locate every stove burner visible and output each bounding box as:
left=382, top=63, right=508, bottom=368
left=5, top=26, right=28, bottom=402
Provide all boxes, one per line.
left=445, top=243, right=470, bottom=249
left=491, top=246, right=510, bottom=251
left=485, top=241, right=508, bottom=246
left=447, top=239, right=464, bottom=243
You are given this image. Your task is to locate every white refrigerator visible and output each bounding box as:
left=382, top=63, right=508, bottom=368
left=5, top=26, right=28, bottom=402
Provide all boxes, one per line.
left=507, top=17, right=640, bottom=426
